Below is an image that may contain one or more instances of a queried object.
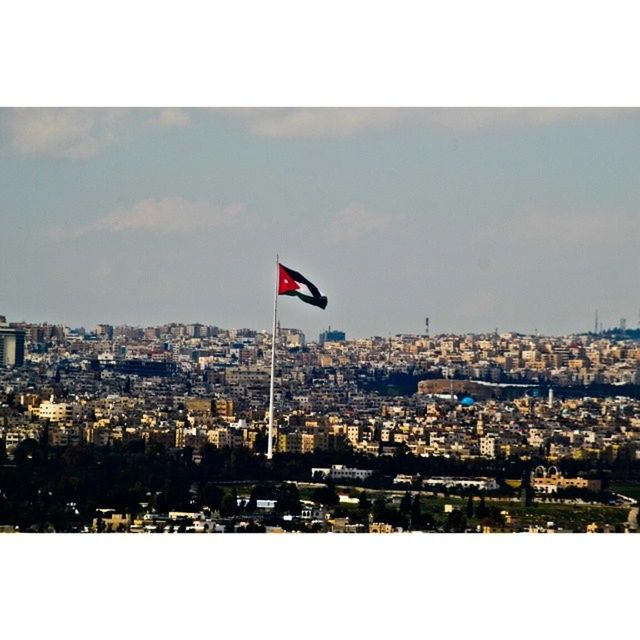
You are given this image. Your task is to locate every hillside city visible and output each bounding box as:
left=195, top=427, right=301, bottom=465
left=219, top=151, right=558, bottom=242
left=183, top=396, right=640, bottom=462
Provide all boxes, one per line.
left=2, top=314, right=640, bottom=533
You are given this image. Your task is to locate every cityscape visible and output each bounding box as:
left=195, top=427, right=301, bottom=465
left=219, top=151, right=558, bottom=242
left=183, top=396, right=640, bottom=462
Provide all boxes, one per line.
left=2, top=107, right=640, bottom=536
left=2, top=313, right=640, bottom=533
left=4, top=13, right=640, bottom=640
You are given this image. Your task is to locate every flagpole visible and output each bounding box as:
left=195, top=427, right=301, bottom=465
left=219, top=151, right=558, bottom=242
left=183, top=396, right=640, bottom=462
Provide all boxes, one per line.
left=267, top=254, right=279, bottom=460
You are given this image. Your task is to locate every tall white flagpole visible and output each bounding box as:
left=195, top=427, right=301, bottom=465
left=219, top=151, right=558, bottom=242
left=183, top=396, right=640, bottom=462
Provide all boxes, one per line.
left=267, top=254, right=279, bottom=460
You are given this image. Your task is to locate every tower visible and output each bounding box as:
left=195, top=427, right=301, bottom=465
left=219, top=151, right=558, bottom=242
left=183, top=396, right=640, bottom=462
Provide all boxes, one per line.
left=425, top=316, right=430, bottom=338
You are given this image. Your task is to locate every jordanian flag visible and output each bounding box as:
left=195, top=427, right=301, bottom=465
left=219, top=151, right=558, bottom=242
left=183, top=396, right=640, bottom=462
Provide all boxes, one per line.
left=278, top=263, right=328, bottom=309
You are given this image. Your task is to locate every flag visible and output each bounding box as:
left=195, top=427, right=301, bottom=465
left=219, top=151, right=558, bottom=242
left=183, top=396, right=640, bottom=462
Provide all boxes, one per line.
left=278, top=263, right=328, bottom=309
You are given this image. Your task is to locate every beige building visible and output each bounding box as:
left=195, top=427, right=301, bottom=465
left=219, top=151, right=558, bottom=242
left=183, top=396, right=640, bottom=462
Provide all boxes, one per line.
left=369, top=522, right=396, bottom=533
left=531, top=466, right=602, bottom=493
left=215, top=398, right=235, bottom=419
left=37, top=401, right=71, bottom=423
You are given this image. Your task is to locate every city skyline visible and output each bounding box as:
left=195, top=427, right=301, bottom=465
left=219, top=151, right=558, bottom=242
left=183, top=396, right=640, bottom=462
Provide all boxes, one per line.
left=3, top=313, right=637, bottom=342
left=1, top=108, right=639, bottom=339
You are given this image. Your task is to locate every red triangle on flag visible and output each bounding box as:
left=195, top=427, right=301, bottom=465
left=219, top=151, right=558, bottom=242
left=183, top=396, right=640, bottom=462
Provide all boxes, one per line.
left=278, top=264, right=300, bottom=294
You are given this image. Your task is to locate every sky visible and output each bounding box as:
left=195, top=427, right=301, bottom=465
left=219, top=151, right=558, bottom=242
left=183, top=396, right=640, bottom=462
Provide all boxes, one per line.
left=1, top=107, right=639, bottom=340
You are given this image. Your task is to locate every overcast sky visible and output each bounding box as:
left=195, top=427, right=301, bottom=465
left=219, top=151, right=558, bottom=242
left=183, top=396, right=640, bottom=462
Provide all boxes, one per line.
left=1, top=107, right=639, bottom=339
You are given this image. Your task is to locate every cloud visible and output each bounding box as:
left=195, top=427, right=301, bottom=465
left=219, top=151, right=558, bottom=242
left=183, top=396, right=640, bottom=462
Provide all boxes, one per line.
left=4, top=108, right=131, bottom=159
left=5, top=108, right=639, bottom=165
left=54, top=197, right=247, bottom=238
left=227, top=108, right=412, bottom=138
left=150, top=108, right=190, bottom=127
left=419, top=108, right=639, bottom=134
left=226, top=107, right=640, bottom=139
left=326, top=204, right=398, bottom=244
left=6, top=108, right=639, bottom=158
left=3, top=108, right=191, bottom=159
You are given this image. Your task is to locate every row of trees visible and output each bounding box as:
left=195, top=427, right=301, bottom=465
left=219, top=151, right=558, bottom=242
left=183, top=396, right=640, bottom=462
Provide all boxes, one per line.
left=0, top=435, right=630, bottom=531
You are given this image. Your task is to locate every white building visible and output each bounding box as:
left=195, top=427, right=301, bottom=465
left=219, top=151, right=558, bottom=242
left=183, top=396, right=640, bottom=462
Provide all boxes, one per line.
left=311, top=464, right=374, bottom=482
left=422, top=476, right=500, bottom=491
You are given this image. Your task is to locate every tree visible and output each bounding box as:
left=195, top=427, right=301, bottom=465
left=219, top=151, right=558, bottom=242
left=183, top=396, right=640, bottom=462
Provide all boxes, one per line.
left=248, top=484, right=273, bottom=510
left=14, top=438, right=43, bottom=466
left=275, top=483, right=301, bottom=515
left=476, top=496, right=488, bottom=519
left=311, top=484, right=339, bottom=507
left=199, top=483, right=224, bottom=511
left=358, top=492, right=371, bottom=511
left=487, top=507, right=506, bottom=529
left=95, top=516, right=106, bottom=533
left=446, top=509, right=467, bottom=532
left=410, top=495, right=422, bottom=529
left=466, top=495, right=474, bottom=519
left=372, top=498, right=389, bottom=523
left=400, top=491, right=412, bottom=513
left=220, top=489, right=238, bottom=517
left=253, top=431, right=268, bottom=455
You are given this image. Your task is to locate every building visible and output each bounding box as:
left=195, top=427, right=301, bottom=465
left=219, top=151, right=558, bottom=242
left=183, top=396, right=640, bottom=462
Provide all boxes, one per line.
left=215, top=398, right=236, bottom=419
left=311, top=464, right=374, bottom=482
left=422, top=476, right=500, bottom=491
left=331, top=517, right=365, bottom=533
left=369, top=522, right=397, bottom=533
left=95, top=324, right=114, bottom=340
left=480, top=434, right=500, bottom=458
left=530, top=466, right=602, bottom=494
left=280, top=328, right=306, bottom=348
left=319, top=327, right=346, bottom=345
left=0, top=317, right=26, bottom=367
left=37, top=400, right=71, bottom=423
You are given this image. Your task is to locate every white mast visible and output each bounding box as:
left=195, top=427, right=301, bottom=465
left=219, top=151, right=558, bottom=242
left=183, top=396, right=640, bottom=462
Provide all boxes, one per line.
left=267, top=254, right=279, bottom=460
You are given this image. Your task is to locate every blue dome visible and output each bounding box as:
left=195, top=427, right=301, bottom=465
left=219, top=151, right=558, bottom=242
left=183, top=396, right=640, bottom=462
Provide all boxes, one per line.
left=460, top=396, right=475, bottom=406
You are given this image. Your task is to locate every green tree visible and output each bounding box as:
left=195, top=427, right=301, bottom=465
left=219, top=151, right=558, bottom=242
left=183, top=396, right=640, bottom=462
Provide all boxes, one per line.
left=358, top=492, right=371, bottom=511
left=372, top=498, right=389, bottom=523
left=220, top=489, right=238, bottom=517
left=275, top=483, right=301, bottom=515
left=446, top=509, right=467, bottom=532
left=410, top=494, right=422, bottom=529
left=199, top=483, right=224, bottom=511
left=400, top=491, right=412, bottom=513
left=14, top=438, right=43, bottom=466
left=466, top=495, right=474, bottom=518
left=476, top=496, right=488, bottom=519
left=311, top=484, right=339, bottom=507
